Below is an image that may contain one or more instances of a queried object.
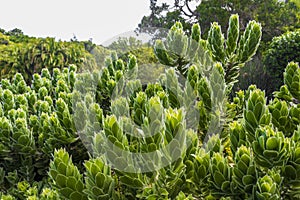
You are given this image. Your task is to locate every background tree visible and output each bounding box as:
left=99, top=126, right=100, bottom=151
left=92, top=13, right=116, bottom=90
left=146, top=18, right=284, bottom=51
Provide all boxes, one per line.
left=138, top=0, right=191, bottom=35
left=263, top=29, right=300, bottom=96
left=0, top=29, right=100, bottom=82
left=139, top=0, right=300, bottom=42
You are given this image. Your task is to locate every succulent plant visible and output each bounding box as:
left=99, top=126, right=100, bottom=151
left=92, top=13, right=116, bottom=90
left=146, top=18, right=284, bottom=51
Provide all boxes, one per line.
left=187, top=65, right=199, bottom=90
left=252, top=126, right=290, bottom=168
left=84, top=158, right=116, bottom=200
left=207, top=15, right=261, bottom=89
left=269, top=98, right=297, bottom=137
left=283, top=127, right=300, bottom=198
left=154, top=22, right=190, bottom=75
left=208, top=152, right=233, bottom=197
left=237, top=20, right=262, bottom=64
left=205, top=135, right=224, bottom=157
left=229, top=122, right=248, bottom=155
left=284, top=62, right=300, bottom=101
left=232, top=146, right=257, bottom=196
left=192, top=148, right=210, bottom=197
left=175, top=191, right=194, bottom=200
left=49, top=149, right=87, bottom=200
left=290, top=104, right=300, bottom=127
left=208, top=22, right=226, bottom=64
left=273, top=85, right=293, bottom=102
left=254, top=171, right=282, bottom=200
left=244, top=89, right=271, bottom=142
left=226, top=14, right=240, bottom=57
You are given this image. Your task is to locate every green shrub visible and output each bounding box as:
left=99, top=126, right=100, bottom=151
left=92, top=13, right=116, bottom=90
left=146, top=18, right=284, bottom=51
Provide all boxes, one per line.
left=263, top=29, right=300, bottom=96
left=0, top=33, right=97, bottom=83
left=0, top=14, right=300, bottom=199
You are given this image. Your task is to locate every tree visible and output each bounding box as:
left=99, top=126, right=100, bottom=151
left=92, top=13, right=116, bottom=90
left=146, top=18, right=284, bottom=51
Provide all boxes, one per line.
left=138, top=0, right=300, bottom=42
left=263, top=29, right=300, bottom=96
left=138, top=0, right=192, bottom=35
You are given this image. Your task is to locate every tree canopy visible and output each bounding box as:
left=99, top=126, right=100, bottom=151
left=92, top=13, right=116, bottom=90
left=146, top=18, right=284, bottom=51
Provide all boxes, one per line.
left=138, top=0, right=300, bottom=42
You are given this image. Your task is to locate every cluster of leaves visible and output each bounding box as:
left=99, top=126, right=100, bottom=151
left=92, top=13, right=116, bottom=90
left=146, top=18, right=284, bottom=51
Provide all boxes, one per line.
left=0, top=65, right=90, bottom=198
left=0, top=14, right=300, bottom=199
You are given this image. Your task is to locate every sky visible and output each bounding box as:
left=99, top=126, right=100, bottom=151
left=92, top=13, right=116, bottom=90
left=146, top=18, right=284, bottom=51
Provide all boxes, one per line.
left=0, top=0, right=153, bottom=45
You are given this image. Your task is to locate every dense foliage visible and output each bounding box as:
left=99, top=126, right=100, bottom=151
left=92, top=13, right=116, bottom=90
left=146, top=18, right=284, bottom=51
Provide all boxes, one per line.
left=0, top=31, right=99, bottom=83
left=0, top=14, right=299, bottom=200
left=263, top=29, right=300, bottom=96
left=139, top=0, right=300, bottom=42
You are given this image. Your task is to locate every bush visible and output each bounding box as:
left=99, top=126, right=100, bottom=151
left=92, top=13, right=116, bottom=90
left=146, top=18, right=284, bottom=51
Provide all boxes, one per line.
left=0, top=15, right=300, bottom=199
left=0, top=32, right=97, bottom=83
left=263, top=29, right=300, bottom=96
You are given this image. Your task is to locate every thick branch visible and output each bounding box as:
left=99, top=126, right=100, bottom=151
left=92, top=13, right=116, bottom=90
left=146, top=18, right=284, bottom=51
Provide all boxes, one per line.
left=185, top=0, right=199, bottom=18
left=175, top=0, right=194, bottom=18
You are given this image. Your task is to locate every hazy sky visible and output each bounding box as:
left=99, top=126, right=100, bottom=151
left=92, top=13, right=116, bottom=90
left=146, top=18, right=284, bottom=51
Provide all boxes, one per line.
left=0, top=0, right=152, bottom=44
